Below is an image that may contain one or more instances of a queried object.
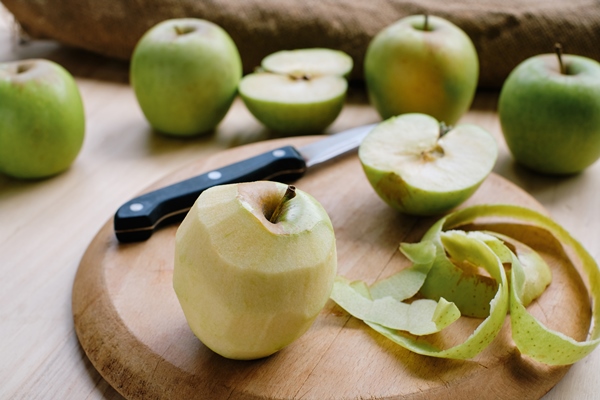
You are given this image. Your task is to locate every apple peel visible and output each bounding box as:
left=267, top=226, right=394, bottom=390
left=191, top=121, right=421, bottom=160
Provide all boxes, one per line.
left=331, top=204, right=600, bottom=365
left=360, top=230, right=510, bottom=360
left=332, top=240, right=461, bottom=335
left=332, top=240, right=462, bottom=336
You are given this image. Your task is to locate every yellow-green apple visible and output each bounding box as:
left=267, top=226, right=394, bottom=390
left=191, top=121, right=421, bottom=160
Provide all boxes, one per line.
left=364, top=15, right=479, bottom=125
left=498, top=45, right=600, bottom=175
left=0, top=59, right=85, bottom=179
left=173, top=181, right=337, bottom=360
left=359, top=113, right=497, bottom=216
left=130, top=18, right=242, bottom=136
left=238, top=48, right=351, bottom=135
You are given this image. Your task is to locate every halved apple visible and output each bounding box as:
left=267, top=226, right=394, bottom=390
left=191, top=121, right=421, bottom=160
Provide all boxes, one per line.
left=359, top=113, right=498, bottom=216
left=239, top=48, right=352, bottom=135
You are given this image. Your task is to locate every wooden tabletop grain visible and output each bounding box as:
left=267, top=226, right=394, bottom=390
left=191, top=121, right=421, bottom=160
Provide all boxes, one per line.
left=1, top=4, right=600, bottom=399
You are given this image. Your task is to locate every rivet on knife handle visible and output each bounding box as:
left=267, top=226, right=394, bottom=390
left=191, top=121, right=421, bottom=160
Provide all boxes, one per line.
left=113, top=146, right=307, bottom=243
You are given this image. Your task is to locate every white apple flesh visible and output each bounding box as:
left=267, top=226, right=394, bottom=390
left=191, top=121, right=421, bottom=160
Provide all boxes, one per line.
left=173, top=181, right=337, bottom=360
left=359, top=113, right=498, bottom=216
left=261, top=48, right=354, bottom=78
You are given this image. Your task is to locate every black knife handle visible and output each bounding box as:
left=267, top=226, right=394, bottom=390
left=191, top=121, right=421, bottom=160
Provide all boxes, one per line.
left=114, top=146, right=307, bottom=243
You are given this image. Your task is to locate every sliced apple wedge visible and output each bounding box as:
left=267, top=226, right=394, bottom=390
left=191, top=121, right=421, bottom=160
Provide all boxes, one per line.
left=261, top=48, right=354, bottom=78
left=359, top=113, right=498, bottom=216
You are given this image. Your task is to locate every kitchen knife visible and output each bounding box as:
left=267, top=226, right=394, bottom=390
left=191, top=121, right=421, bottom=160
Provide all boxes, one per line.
left=114, top=123, right=378, bottom=242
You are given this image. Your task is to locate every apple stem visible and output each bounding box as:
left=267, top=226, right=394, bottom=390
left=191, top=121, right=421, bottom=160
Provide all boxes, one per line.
left=421, top=122, right=451, bottom=161
left=424, top=14, right=429, bottom=31
left=174, top=25, right=194, bottom=35
left=269, top=185, right=296, bottom=223
left=439, top=122, right=452, bottom=137
left=555, top=43, right=566, bottom=75
left=16, top=64, right=32, bottom=74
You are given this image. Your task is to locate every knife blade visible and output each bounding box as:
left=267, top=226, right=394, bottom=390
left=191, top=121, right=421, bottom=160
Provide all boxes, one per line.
left=113, top=123, right=378, bottom=242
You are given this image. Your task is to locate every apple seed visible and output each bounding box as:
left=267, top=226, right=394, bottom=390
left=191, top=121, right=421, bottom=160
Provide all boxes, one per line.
left=420, top=145, right=444, bottom=162
left=420, top=123, right=451, bottom=162
left=289, top=73, right=312, bottom=81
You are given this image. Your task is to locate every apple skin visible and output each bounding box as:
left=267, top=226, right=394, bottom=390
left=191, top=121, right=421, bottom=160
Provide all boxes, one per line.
left=364, top=15, right=479, bottom=125
left=173, top=181, right=337, bottom=360
left=0, top=59, right=85, bottom=179
left=130, top=18, right=242, bottom=136
left=498, top=53, right=600, bottom=175
left=361, top=168, right=479, bottom=216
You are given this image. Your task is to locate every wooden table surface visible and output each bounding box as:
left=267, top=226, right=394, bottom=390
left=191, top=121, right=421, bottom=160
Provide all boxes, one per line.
left=2, top=5, right=600, bottom=399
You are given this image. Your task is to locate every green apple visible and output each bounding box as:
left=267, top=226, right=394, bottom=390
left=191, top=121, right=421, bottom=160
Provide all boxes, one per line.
left=364, top=14, right=479, bottom=125
left=238, top=48, right=351, bottom=135
left=359, top=113, right=497, bottom=216
left=173, top=181, right=337, bottom=360
left=498, top=45, right=600, bottom=175
left=130, top=18, right=242, bottom=136
left=0, top=59, right=85, bottom=179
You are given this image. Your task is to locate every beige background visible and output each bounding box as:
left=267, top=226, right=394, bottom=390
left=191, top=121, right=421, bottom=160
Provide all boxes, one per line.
left=3, top=0, right=600, bottom=87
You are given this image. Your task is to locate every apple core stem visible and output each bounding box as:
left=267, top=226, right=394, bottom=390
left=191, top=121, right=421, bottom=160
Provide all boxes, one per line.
left=424, top=14, right=429, bottom=31
left=174, top=25, right=194, bottom=35
left=269, top=185, right=296, bottom=223
left=16, top=64, right=31, bottom=74
left=555, top=43, right=566, bottom=75
left=439, top=122, right=452, bottom=137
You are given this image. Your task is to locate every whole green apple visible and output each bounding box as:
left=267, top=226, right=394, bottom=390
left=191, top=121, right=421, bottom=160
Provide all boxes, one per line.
left=359, top=113, right=497, bottom=216
left=498, top=47, right=600, bottom=175
left=131, top=18, right=242, bottom=136
left=364, top=14, right=479, bottom=125
left=238, top=48, right=351, bottom=135
left=173, top=181, right=337, bottom=360
left=0, top=59, right=85, bottom=179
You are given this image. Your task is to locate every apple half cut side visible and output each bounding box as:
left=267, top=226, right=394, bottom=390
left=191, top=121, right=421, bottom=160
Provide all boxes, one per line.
left=239, top=72, right=347, bottom=135
left=359, top=113, right=498, bottom=216
left=261, top=48, right=354, bottom=78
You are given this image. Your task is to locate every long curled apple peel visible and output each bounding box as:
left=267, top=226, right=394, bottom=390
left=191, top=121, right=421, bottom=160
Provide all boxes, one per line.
left=330, top=204, right=600, bottom=364
left=332, top=240, right=461, bottom=336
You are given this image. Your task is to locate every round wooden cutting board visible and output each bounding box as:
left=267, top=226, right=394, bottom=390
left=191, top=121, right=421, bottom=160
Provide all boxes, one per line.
left=73, top=136, right=592, bottom=400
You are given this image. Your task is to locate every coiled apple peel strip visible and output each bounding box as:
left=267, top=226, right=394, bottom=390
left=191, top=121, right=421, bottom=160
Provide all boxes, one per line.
left=330, top=204, right=600, bottom=364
